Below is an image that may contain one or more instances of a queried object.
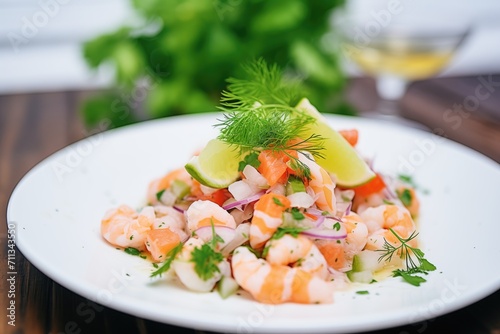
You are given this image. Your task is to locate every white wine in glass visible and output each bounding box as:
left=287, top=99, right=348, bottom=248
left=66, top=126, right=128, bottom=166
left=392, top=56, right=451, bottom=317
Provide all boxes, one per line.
left=331, top=1, right=470, bottom=124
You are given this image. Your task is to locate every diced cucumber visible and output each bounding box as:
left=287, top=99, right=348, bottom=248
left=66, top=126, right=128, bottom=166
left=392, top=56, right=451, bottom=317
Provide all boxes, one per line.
left=351, top=250, right=381, bottom=272
left=346, top=270, right=373, bottom=284
left=286, top=176, right=306, bottom=195
left=217, top=276, right=239, bottom=299
left=170, top=180, right=190, bottom=199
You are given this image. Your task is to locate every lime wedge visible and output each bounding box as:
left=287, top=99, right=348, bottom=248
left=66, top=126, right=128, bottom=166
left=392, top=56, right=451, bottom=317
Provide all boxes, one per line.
left=185, top=139, right=242, bottom=189
left=295, top=98, right=375, bottom=187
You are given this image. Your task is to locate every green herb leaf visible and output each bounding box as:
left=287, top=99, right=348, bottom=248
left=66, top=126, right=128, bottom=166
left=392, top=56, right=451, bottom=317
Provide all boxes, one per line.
left=377, top=228, right=436, bottom=286
left=392, top=270, right=427, bottom=286
left=333, top=222, right=341, bottom=231
left=272, top=196, right=284, bottom=207
left=356, top=290, right=369, bottom=295
left=397, top=188, right=413, bottom=207
left=156, top=189, right=166, bottom=201
left=150, top=243, right=183, bottom=278
left=124, top=247, right=141, bottom=256
left=290, top=207, right=305, bottom=220
left=238, top=151, right=261, bottom=172
left=191, top=244, right=224, bottom=281
left=215, top=59, right=325, bottom=163
left=271, top=226, right=305, bottom=240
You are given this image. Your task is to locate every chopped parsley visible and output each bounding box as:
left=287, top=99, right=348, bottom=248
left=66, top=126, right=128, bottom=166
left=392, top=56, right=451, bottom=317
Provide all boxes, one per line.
left=190, top=221, right=224, bottom=281
left=238, top=151, right=261, bottom=171
left=272, top=197, right=284, bottom=207
left=156, top=189, right=166, bottom=201
left=124, top=247, right=141, bottom=256
left=397, top=188, right=413, bottom=207
left=290, top=207, right=305, bottom=220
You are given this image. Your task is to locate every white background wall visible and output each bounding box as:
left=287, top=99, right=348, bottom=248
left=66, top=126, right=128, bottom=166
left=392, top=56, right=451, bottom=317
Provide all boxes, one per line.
left=0, top=0, right=499, bottom=95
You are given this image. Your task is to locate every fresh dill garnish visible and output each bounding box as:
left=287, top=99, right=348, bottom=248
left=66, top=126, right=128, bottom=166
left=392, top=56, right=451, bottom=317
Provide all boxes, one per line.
left=215, top=58, right=325, bottom=177
left=377, top=228, right=436, bottom=286
left=150, top=242, right=183, bottom=278
left=190, top=221, right=224, bottom=281
left=219, top=58, right=301, bottom=109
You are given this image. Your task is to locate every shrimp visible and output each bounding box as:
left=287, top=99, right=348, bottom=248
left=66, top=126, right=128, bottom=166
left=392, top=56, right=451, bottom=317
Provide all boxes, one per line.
left=153, top=205, right=187, bottom=233
left=172, top=237, right=230, bottom=292
left=315, top=213, right=368, bottom=271
left=360, top=204, right=417, bottom=251
left=185, top=200, right=236, bottom=234
left=299, top=153, right=336, bottom=215
left=249, top=193, right=290, bottom=249
left=265, top=234, right=328, bottom=279
left=147, top=167, right=192, bottom=204
left=101, top=205, right=154, bottom=250
left=231, top=246, right=334, bottom=304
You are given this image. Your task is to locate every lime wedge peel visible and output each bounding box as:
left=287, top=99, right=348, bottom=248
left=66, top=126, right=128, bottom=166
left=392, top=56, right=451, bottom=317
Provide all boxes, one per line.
left=295, top=98, right=375, bottom=187
left=185, top=139, right=242, bottom=189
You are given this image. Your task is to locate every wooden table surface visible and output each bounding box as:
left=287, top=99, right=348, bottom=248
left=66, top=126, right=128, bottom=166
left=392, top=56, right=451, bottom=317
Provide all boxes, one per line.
left=1, top=77, right=499, bottom=334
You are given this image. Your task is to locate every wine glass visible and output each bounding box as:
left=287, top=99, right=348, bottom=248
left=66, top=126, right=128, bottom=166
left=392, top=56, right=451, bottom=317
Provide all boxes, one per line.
left=330, top=1, right=471, bottom=127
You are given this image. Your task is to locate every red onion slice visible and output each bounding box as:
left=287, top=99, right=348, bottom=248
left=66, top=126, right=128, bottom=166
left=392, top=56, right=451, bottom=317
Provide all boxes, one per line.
left=222, top=191, right=265, bottom=210
left=306, top=208, right=343, bottom=223
left=173, top=205, right=185, bottom=214
left=314, top=215, right=326, bottom=228
left=301, top=227, right=347, bottom=240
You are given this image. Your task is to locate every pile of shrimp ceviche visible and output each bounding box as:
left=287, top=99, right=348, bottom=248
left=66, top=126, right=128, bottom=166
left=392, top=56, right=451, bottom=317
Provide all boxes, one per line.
left=100, top=61, right=436, bottom=305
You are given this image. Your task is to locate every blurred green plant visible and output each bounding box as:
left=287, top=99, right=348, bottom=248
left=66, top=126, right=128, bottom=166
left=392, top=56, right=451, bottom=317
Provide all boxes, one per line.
left=81, top=0, right=354, bottom=129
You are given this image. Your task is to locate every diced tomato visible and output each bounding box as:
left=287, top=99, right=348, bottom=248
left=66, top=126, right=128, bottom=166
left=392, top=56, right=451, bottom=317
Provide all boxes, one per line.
left=352, top=173, right=386, bottom=197
left=190, top=179, right=230, bottom=206
left=339, top=129, right=359, bottom=147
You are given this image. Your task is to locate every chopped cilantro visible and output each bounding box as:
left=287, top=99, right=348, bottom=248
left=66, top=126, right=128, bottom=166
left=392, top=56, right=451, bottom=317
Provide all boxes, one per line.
left=356, top=290, right=369, bottom=295
left=150, top=243, right=183, bottom=278
left=272, top=196, right=284, bottom=207
left=272, top=226, right=305, bottom=240
left=156, top=189, right=166, bottom=201
left=397, top=188, right=413, bottom=207
left=333, top=222, right=341, bottom=231
left=124, top=247, right=141, bottom=256
left=290, top=207, right=305, bottom=220
left=191, top=244, right=224, bottom=281
left=238, top=152, right=260, bottom=172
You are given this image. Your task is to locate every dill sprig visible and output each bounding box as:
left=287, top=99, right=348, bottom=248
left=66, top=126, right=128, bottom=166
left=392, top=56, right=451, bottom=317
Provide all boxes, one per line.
left=378, top=228, right=436, bottom=286
left=216, top=109, right=324, bottom=158
left=215, top=58, right=325, bottom=176
left=219, top=58, right=301, bottom=109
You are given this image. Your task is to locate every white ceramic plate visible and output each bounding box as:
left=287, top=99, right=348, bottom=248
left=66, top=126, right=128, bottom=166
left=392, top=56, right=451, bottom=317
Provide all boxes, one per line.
left=8, top=113, right=500, bottom=333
